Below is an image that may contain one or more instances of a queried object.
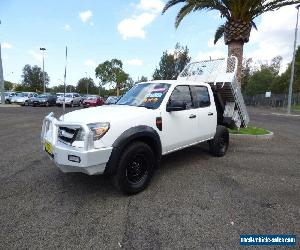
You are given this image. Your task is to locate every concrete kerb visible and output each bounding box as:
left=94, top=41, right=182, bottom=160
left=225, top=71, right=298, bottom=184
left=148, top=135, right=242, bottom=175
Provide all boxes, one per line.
left=230, top=130, right=274, bottom=140
left=0, top=104, right=20, bottom=108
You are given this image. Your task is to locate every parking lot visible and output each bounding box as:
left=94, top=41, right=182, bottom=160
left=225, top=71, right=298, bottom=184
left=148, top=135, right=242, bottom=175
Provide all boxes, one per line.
left=0, top=106, right=299, bottom=249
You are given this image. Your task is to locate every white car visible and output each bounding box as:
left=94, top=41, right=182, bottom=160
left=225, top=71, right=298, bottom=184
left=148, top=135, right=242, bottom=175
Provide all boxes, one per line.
left=11, top=92, right=38, bottom=106
left=41, top=80, right=230, bottom=194
left=56, top=93, right=81, bottom=107
left=0, top=92, right=16, bottom=104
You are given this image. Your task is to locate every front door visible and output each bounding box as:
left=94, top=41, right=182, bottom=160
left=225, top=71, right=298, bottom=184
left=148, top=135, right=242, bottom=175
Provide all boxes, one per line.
left=161, top=85, right=199, bottom=154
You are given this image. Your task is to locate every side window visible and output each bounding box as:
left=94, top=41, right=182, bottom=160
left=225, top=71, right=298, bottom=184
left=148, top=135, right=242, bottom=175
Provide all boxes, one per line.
left=169, top=85, right=193, bottom=109
left=191, top=86, right=210, bottom=108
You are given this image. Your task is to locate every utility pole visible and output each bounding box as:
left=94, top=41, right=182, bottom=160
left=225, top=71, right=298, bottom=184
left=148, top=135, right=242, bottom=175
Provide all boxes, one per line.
left=287, top=5, right=300, bottom=114
left=40, top=47, right=46, bottom=93
left=0, top=20, right=5, bottom=105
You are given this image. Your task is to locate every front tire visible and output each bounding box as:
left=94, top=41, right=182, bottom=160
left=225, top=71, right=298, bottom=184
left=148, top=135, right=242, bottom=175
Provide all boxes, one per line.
left=112, top=142, right=155, bottom=195
left=209, top=125, right=229, bottom=157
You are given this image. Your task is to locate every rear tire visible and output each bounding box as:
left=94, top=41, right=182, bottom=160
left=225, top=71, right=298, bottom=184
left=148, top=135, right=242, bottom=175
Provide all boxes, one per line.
left=209, top=125, right=229, bottom=157
left=112, top=142, right=155, bottom=195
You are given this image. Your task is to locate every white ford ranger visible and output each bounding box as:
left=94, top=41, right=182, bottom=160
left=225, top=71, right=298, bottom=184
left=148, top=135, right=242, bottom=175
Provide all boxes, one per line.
left=41, top=58, right=249, bottom=194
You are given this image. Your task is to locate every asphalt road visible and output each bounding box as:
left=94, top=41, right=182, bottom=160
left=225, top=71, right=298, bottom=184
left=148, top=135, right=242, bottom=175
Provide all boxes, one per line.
left=0, top=106, right=299, bottom=249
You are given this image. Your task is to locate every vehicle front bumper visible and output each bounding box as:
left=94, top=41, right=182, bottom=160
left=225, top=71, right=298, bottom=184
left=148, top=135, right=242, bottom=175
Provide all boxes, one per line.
left=41, top=113, right=112, bottom=175
left=56, top=100, right=72, bottom=105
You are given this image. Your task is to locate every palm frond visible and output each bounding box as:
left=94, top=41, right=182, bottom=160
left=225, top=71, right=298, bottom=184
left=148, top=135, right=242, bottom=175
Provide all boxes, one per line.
left=214, top=24, right=225, bottom=44
left=254, top=0, right=300, bottom=18
left=175, top=3, right=196, bottom=28
left=251, top=21, right=257, bottom=30
left=162, top=0, right=187, bottom=14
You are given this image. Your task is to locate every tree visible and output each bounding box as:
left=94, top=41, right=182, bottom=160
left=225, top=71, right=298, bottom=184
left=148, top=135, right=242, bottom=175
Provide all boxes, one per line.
left=137, top=76, right=148, bottom=83
left=21, top=64, right=50, bottom=92
left=153, top=43, right=191, bottom=80
left=76, top=77, right=98, bottom=94
left=51, top=84, right=65, bottom=93
left=95, top=59, right=129, bottom=96
left=272, top=46, right=300, bottom=94
left=4, top=80, right=14, bottom=90
left=242, top=56, right=282, bottom=95
left=162, top=0, right=300, bottom=84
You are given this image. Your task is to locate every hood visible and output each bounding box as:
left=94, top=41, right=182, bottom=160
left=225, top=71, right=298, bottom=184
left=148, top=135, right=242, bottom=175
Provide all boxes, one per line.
left=60, top=105, right=155, bottom=124
left=13, top=96, right=28, bottom=101
left=84, top=99, right=97, bottom=103
left=35, top=97, right=47, bottom=101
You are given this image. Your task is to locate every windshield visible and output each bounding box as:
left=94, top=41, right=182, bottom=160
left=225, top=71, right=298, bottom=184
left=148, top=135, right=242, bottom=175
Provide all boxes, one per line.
left=16, top=93, right=26, bottom=97
left=37, top=95, right=48, bottom=98
left=105, top=96, right=118, bottom=103
left=65, top=94, right=73, bottom=98
left=87, top=96, right=97, bottom=100
left=117, top=83, right=170, bottom=109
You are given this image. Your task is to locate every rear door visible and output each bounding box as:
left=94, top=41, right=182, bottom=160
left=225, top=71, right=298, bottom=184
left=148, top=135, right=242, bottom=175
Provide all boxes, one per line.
left=190, top=85, right=216, bottom=140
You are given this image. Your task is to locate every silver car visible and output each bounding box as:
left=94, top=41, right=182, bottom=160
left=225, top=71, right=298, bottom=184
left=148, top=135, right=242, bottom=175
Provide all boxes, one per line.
left=56, top=93, right=82, bottom=107
left=10, top=92, right=38, bottom=106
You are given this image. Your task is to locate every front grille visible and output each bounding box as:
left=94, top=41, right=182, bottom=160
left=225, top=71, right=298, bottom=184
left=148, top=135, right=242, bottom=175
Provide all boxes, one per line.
left=58, top=126, right=80, bottom=144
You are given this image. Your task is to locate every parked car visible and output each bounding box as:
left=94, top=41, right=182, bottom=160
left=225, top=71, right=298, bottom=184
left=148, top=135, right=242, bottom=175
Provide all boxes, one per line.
left=82, top=95, right=104, bottom=108
left=11, top=92, right=38, bottom=106
left=104, top=96, right=120, bottom=105
left=32, top=93, right=57, bottom=107
left=0, top=92, right=16, bottom=104
left=56, top=93, right=65, bottom=98
left=56, top=93, right=81, bottom=107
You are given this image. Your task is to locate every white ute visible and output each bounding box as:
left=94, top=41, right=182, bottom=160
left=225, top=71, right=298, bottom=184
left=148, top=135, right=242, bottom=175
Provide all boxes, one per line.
left=41, top=57, right=249, bottom=194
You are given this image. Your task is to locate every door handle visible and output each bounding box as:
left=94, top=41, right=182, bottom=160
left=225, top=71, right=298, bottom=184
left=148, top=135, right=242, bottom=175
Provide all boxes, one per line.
left=208, top=112, right=214, bottom=116
left=189, top=114, right=196, bottom=119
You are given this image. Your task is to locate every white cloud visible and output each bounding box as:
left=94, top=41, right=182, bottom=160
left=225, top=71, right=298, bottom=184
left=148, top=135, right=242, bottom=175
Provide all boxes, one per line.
left=28, top=50, right=45, bottom=62
left=126, top=59, right=144, bottom=66
left=137, top=0, right=164, bottom=13
left=246, top=5, right=297, bottom=70
left=2, top=42, right=12, bottom=49
left=118, top=13, right=156, bottom=39
left=63, top=24, right=71, bottom=31
left=118, top=0, right=164, bottom=40
left=79, top=10, right=93, bottom=23
left=84, top=59, right=96, bottom=67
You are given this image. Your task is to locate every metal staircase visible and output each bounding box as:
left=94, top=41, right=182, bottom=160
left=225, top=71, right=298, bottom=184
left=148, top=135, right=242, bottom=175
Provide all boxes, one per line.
left=178, top=56, right=249, bottom=128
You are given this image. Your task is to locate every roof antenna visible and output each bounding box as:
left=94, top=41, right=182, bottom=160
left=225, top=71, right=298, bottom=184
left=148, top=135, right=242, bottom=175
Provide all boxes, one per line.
left=62, top=46, right=68, bottom=121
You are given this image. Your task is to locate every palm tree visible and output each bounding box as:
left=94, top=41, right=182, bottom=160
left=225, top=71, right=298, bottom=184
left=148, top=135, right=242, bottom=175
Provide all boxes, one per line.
left=162, top=0, right=300, bottom=83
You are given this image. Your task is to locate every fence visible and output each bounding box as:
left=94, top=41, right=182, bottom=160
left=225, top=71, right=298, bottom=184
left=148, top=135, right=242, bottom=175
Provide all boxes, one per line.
left=243, top=93, right=300, bottom=108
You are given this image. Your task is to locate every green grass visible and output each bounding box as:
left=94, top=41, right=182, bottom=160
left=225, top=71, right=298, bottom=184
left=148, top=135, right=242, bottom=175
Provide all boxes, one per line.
left=292, top=105, right=300, bottom=112
left=229, top=126, right=270, bottom=135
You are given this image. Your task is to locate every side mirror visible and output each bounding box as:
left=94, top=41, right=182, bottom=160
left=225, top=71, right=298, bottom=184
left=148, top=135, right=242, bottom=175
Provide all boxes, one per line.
left=166, top=100, right=187, bottom=112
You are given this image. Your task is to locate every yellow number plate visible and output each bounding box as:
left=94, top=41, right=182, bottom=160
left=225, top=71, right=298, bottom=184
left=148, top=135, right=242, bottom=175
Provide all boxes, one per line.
left=44, top=141, right=53, bottom=156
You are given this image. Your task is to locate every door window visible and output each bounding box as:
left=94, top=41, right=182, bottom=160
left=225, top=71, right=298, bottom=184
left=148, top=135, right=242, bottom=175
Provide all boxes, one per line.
left=169, top=85, right=193, bottom=109
left=191, top=86, right=210, bottom=108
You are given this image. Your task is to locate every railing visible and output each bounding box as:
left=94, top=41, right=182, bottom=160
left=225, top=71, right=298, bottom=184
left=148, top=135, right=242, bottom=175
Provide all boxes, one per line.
left=178, top=57, right=249, bottom=127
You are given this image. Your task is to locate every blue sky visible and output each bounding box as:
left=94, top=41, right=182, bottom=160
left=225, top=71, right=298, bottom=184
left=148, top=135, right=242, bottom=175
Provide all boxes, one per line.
left=0, top=0, right=297, bottom=88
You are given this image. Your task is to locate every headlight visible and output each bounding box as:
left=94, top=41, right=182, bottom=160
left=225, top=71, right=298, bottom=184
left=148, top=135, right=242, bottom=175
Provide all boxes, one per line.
left=88, top=122, right=110, bottom=140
